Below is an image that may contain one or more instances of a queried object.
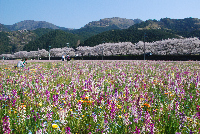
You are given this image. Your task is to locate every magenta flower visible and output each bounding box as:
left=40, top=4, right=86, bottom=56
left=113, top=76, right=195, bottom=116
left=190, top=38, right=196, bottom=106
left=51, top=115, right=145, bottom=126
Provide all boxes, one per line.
left=196, top=112, right=200, bottom=120
left=65, top=126, right=71, bottom=134
left=150, top=123, right=155, bottom=133
left=196, top=105, right=200, bottom=111
left=2, top=116, right=11, bottom=134
left=46, top=90, right=50, bottom=102
left=12, top=99, right=16, bottom=107
left=134, top=126, right=140, bottom=134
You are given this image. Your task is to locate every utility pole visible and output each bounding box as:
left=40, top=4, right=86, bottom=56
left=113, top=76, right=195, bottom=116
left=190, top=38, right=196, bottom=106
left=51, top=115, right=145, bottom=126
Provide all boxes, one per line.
left=38, top=48, right=39, bottom=60
left=144, top=33, right=146, bottom=60
left=102, top=41, right=105, bottom=60
left=49, top=46, right=51, bottom=60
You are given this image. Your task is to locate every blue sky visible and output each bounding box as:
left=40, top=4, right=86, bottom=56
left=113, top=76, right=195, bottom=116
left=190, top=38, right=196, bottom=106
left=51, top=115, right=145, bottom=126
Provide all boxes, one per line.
left=0, top=0, right=200, bottom=29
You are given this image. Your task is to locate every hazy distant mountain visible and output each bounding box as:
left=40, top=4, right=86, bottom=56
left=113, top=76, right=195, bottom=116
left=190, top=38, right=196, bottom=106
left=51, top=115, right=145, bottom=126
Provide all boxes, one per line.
left=0, top=23, right=10, bottom=32
left=4, top=20, right=71, bottom=31
left=84, top=17, right=142, bottom=29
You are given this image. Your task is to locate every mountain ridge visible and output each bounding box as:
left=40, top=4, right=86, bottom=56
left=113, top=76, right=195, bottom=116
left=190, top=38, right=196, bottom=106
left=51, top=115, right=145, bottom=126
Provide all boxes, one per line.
left=80, top=17, right=200, bottom=46
left=3, top=20, right=71, bottom=31
left=1, top=17, right=200, bottom=54
left=83, top=17, right=142, bottom=29
left=1, top=17, right=142, bottom=31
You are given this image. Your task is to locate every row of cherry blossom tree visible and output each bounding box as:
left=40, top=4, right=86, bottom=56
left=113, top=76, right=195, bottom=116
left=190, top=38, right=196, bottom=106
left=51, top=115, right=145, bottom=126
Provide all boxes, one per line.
left=1, top=37, right=200, bottom=59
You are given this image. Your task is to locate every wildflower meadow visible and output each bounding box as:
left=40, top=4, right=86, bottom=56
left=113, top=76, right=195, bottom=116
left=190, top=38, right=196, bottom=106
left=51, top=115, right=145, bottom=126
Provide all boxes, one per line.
left=0, top=60, right=200, bottom=133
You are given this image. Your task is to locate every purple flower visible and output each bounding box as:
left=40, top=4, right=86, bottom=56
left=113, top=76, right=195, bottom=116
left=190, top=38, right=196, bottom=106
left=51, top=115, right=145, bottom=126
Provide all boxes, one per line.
left=46, top=90, right=50, bottom=102
left=150, top=123, right=155, bottom=133
left=197, top=105, right=200, bottom=111
left=12, top=89, right=17, bottom=97
left=65, top=126, right=71, bottom=134
left=196, top=112, right=200, bottom=120
left=46, top=112, right=52, bottom=121
left=33, top=115, right=37, bottom=122
left=12, top=99, right=16, bottom=107
left=135, top=126, right=140, bottom=134
left=2, top=116, right=11, bottom=134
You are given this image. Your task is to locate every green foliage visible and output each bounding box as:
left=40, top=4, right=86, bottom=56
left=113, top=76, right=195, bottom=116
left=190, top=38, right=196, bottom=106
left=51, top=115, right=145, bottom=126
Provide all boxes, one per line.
left=160, top=18, right=200, bottom=32
left=67, top=25, right=121, bottom=43
left=23, top=30, right=81, bottom=51
left=81, top=18, right=200, bottom=47
left=1, top=18, right=200, bottom=53
left=81, top=28, right=179, bottom=47
left=6, top=30, right=38, bottom=52
left=0, top=32, right=11, bottom=54
left=32, top=28, right=55, bottom=38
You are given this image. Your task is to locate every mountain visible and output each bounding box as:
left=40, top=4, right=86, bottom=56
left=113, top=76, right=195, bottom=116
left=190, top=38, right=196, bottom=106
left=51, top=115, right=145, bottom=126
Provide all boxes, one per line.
left=67, top=24, right=121, bottom=42
left=81, top=18, right=200, bottom=47
left=130, top=18, right=200, bottom=36
left=65, top=17, right=142, bottom=42
left=4, top=20, right=71, bottom=31
left=81, top=28, right=179, bottom=47
left=32, top=28, right=55, bottom=38
left=0, top=28, right=56, bottom=53
left=83, top=17, right=142, bottom=29
left=3, top=29, right=38, bottom=53
left=160, top=18, right=200, bottom=32
left=0, top=23, right=10, bottom=32
left=0, top=32, right=10, bottom=54
left=23, top=30, right=81, bottom=51
left=1, top=17, right=200, bottom=54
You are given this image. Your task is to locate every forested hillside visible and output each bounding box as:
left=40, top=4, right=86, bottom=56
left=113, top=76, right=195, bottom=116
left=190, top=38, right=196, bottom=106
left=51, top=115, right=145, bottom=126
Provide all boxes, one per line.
left=80, top=18, right=200, bottom=46
left=67, top=24, right=121, bottom=42
left=81, top=29, right=179, bottom=47
left=23, top=30, right=81, bottom=51
left=1, top=17, right=200, bottom=54
left=130, top=18, right=200, bottom=38
left=0, top=32, right=10, bottom=54
left=32, top=28, right=55, bottom=38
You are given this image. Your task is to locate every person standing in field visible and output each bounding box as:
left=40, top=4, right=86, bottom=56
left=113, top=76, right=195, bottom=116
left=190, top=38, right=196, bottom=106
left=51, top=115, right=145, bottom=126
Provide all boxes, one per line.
left=66, top=55, right=70, bottom=61
left=62, top=54, right=65, bottom=61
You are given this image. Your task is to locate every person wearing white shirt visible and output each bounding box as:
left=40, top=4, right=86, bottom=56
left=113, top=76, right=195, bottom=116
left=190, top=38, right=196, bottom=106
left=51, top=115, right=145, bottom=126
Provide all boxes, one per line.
left=62, top=55, right=65, bottom=61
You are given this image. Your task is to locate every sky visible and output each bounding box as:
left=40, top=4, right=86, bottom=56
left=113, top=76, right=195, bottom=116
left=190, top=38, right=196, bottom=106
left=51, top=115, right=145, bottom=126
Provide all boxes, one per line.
left=0, top=0, right=200, bottom=29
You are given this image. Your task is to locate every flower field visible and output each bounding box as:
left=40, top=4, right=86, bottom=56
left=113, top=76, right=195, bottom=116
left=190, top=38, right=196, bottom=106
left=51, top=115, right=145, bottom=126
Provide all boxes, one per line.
left=0, top=60, right=200, bottom=133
